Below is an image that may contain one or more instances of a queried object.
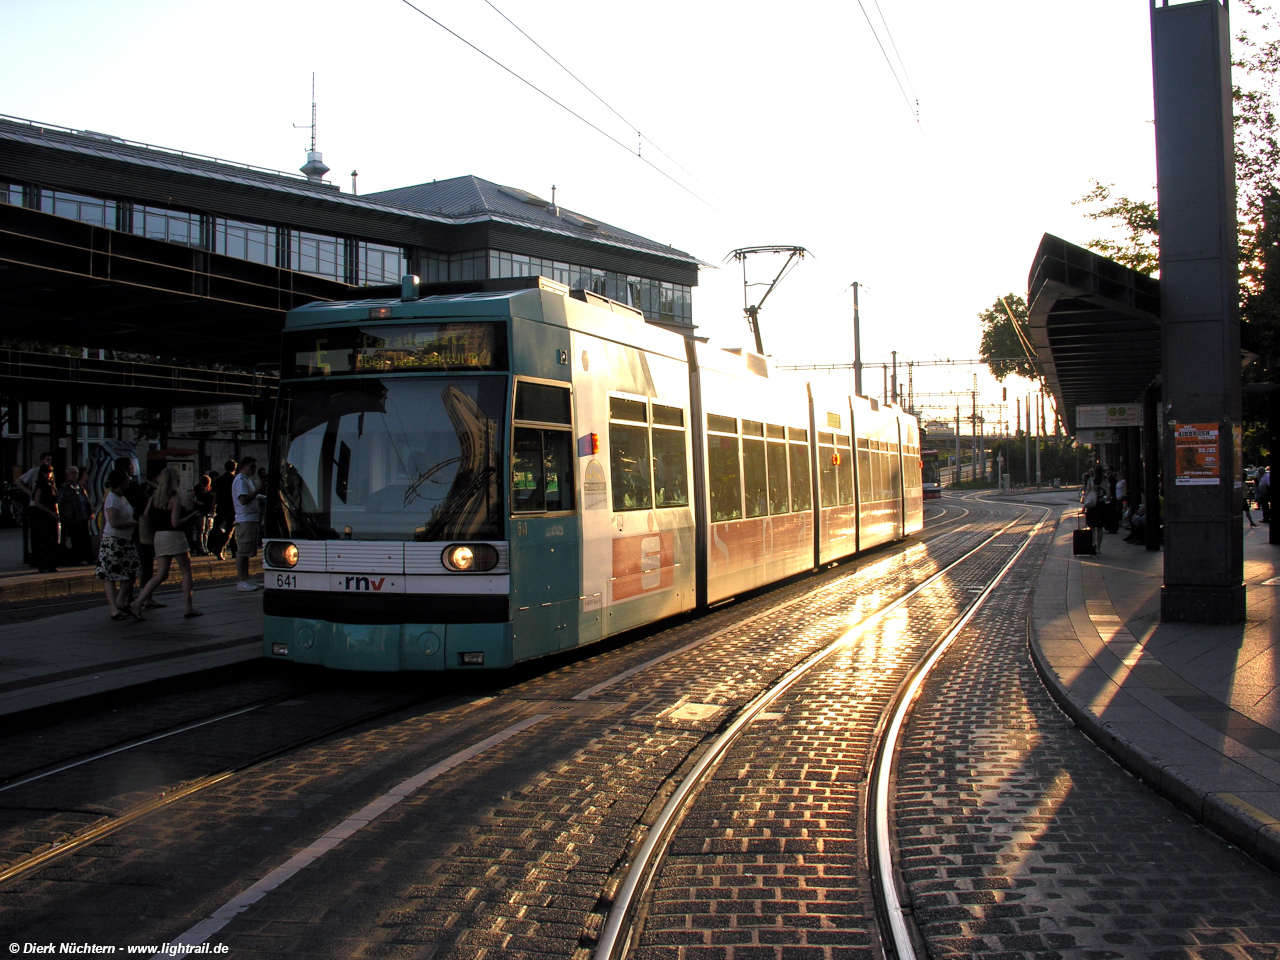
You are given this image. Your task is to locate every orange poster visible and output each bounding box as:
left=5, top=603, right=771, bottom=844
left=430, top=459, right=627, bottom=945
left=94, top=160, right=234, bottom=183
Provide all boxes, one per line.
left=1174, top=422, right=1220, bottom=486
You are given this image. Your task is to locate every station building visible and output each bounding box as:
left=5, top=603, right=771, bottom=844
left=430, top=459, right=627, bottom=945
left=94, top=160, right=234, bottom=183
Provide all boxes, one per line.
left=0, top=113, right=700, bottom=484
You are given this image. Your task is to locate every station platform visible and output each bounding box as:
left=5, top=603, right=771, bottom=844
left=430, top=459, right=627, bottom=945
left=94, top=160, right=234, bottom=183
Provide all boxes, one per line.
left=1030, top=494, right=1280, bottom=873
left=0, top=526, right=264, bottom=718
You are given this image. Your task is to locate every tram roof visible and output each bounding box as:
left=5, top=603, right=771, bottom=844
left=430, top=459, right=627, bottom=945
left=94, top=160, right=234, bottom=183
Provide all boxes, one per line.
left=284, top=276, right=692, bottom=361
left=1026, top=234, right=1162, bottom=435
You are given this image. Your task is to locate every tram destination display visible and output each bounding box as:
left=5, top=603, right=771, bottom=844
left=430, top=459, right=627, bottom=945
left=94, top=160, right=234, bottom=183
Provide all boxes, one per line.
left=285, top=322, right=507, bottom=377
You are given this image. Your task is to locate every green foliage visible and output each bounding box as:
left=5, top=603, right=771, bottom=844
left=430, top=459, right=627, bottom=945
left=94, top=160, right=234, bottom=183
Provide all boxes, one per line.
left=990, top=439, right=1089, bottom=487
left=1073, top=181, right=1160, bottom=276
left=977, top=294, right=1037, bottom=381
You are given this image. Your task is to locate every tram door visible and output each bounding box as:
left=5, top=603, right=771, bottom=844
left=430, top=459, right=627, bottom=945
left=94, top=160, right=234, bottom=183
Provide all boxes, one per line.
left=510, top=381, right=582, bottom=658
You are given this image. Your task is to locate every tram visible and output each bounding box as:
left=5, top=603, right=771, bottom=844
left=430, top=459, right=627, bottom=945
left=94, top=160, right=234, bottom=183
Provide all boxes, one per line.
left=921, top=449, right=942, bottom=500
left=262, top=276, right=923, bottom=670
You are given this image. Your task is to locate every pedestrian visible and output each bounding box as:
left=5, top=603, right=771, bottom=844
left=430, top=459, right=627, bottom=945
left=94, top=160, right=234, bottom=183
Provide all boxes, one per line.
left=1081, top=467, right=1105, bottom=554
left=28, top=461, right=59, bottom=572
left=211, top=460, right=237, bottom=560
left=191, top=473, right=215, bottom=556
left=129, top=467, right=202, bottom=619
left=96, top=467, right=142, bottom=620
left=57, top=465, right=93, bottom=564
left=233, top=457, right=263, bottom=592
left=15, top=451, right=52, bottom=565
left=1260, top=466, right=1272, bottom=523
left=115, top=456, right=161, bottom=609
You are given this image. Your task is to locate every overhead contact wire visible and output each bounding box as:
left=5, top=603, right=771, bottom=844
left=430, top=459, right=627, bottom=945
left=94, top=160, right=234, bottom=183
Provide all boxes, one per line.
left=854, top=0, right=922, bottom=131
left=396, top=0, right=731, bottom=219
left=480, top=0, right=725, bottom=206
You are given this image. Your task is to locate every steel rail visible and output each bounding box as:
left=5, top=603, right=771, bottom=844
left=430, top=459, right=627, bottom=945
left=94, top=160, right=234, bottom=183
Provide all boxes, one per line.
left=573, top=509, right=980, bottom=703
left=867, top=502, right=1051, bottom=959
left=0, top=693, right=447, bottom=888
left=592, top=505, right=1040, bottom=960
left=0, top=699, right=278, bottom=793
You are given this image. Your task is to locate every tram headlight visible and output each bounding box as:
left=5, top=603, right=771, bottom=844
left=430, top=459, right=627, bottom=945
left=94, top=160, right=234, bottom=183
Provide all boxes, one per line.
left=442, top=543, right=499, bottom=572
left=265, top=541, right=299, bottom=568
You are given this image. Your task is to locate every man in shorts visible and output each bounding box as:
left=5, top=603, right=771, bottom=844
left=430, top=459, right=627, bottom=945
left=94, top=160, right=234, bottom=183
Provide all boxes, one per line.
left=232, top=457, right=264, bottom=591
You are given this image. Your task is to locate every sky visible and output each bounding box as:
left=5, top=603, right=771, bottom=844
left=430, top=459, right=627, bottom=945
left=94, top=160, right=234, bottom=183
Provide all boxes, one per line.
left=0, top=0, right=1190, bottom=430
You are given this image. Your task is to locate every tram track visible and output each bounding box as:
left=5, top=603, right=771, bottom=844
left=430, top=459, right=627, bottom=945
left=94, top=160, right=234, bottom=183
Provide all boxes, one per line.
left=1, top=499, right=1048, bottom=954
left=0, top=517, right=960, bottom=891
left=0, top=685, right=457, bottom=886
left=0, top=507, right=990, bottom=893
left=592, top=499, right=1050, bottom=960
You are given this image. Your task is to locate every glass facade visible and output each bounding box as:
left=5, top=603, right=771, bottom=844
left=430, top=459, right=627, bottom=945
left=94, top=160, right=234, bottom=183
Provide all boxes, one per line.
left=488, top=249, right=692, bottom=326
left=289, top=230, right=345, bottom=282
left=358, top=241, right=407, bottom=285
left=423, top=250, right=487, bottom=283
left=215, top=218, right=277, bottom=265
left=131, top=204, right=205, bottom=248
left=4, top=179, right=693, bottom=319
left=39, top=189, right=117, bottom=229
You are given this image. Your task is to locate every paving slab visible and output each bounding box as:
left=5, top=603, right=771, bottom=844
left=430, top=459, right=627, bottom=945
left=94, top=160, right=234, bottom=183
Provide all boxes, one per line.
left=1027, top=490, right=1280, bottom=871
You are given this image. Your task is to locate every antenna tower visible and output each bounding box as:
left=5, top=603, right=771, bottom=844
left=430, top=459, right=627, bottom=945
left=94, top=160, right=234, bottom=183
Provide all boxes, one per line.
left=295, top=73, right=330, bottom=183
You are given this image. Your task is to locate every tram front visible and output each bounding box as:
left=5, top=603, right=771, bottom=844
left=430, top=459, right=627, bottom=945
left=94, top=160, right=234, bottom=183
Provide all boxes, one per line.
left=262, top=309, right=513, bottom=670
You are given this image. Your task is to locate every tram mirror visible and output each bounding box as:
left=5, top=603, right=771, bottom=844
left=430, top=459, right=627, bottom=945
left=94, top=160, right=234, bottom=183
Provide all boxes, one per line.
left=335, top=441, right=352, bottom=504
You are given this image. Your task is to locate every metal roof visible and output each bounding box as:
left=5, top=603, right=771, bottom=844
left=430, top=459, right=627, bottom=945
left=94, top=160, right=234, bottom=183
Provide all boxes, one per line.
left=1026, top=233, right=1161, bottom=434
left=365, top=176, right=702, bottom=265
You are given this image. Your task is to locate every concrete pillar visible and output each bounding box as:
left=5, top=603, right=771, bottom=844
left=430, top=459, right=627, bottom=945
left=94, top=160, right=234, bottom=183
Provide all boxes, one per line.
left=1152, top=0, right=1244, bottom=621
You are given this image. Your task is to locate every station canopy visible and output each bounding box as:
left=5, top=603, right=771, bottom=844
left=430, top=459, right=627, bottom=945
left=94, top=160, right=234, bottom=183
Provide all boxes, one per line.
left=1026, top=234, right=1161, bottom=434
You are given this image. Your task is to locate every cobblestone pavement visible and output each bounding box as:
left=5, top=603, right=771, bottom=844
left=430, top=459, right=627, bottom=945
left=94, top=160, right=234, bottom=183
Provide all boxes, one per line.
left=896, top=514, right=1280, bottom=959
left=629, top=508, right=1043, bottom=960
left=0, top=499, right=1049, bottom=959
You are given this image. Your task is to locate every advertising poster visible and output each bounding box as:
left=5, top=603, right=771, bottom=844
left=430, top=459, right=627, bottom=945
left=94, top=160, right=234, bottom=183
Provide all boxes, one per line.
left=1174, top=422, right=1220, bottom=485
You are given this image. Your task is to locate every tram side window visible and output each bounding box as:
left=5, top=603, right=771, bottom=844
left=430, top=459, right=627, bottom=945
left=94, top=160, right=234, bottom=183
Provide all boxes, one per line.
left=512, top=382, right=575, bottom=514
left=767, top=427, right=790, bottom=515
left=889, top=446, right=902, bottom=498
left=512, top=427, right=574, bottom=513
left=857, top=440, right=872, bottom=503
left=610, top=403, right=653, bottom=511
left=707, top=414, right=742, bottom=522
left=874, top=449, right=890, bottom=501
left=651, top=404, right=689, bottom=508
left=742, top=420, right=767, bottom=518
left=789, top=440, right=812, bottom=511
left=818, top=433, right=837, bottom=508
left=837, top=436, right=854, bottom=505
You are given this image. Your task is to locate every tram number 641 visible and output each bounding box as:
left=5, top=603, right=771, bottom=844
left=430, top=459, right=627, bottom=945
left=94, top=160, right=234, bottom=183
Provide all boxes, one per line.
left=274, top=573, right=298, bottom=589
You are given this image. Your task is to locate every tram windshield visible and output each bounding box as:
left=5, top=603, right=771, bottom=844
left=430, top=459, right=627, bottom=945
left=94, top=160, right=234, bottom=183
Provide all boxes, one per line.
left=267, top=376, right=506, bottom=541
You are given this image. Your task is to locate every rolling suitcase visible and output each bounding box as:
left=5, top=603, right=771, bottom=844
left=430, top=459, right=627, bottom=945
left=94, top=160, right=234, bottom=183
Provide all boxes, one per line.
left=1072, top=512, right=1095, bottom=556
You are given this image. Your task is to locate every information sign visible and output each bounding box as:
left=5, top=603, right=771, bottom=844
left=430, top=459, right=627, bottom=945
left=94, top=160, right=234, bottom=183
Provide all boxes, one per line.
left=172, top=402, right=245, bottom=434
left=1077, top=404, right=1141, bottom=428
left=1077, top=428, right=1119, bottom=444
left=1076, top=405, right=1108, bottom=428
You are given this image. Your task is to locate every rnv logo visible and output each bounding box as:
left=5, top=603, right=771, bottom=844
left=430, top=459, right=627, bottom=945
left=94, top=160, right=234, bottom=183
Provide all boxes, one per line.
left=343, top=576, right=387, bottom=591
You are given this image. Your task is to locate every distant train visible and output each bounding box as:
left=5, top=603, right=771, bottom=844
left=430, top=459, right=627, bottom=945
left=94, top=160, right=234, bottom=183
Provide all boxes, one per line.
left=922, top=449, right=942, bottom=500
left=261, top=276, right=923, bottom=670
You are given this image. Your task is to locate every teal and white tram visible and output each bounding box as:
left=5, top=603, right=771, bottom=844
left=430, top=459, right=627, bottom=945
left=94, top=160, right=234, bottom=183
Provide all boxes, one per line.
left=262, top=276, right=923, bottom=670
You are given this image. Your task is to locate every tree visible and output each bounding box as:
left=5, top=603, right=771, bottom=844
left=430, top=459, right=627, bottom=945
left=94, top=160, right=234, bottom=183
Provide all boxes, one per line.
left=1073, top=180, right=1159, bottom=276
left=977, top=294, right=1037, bottom=381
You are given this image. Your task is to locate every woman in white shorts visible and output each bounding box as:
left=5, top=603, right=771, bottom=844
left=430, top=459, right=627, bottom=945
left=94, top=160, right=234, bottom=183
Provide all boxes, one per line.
left=130, top=467, right=202, bottom=619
